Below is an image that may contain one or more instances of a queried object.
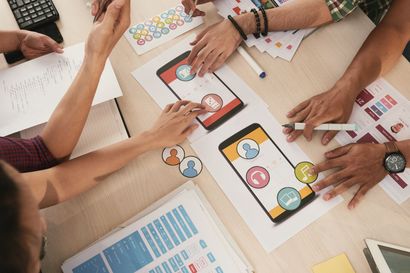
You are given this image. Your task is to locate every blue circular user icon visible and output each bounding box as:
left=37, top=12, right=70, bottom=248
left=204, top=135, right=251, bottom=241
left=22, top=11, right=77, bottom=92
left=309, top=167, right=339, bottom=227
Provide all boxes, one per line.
left=176, top=64, right=195, bottom=81
left=277, top=187, right=301, bottom=211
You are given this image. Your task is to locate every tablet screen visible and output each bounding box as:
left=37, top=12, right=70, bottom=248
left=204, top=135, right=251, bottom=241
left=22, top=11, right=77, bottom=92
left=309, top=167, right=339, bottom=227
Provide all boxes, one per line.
left=379, top=245, right=410, bottom=273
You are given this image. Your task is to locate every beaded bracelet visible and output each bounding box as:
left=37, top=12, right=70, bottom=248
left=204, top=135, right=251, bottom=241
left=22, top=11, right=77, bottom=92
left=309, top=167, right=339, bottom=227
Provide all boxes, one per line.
left=228, top=15, right=248, bottom=41
left=259, top=7, right=268, bottom=37
left=250, top=8, right=261, bottom=38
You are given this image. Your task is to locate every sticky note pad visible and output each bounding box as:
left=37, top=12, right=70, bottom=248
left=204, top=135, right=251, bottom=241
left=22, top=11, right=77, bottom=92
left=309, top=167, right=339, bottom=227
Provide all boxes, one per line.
left=312, top=253, right=356, bottom=273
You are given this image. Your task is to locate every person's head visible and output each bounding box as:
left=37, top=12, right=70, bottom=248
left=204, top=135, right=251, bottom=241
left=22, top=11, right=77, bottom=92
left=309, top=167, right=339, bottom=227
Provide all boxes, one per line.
left=0, top=161, right=46, bottom=273
left=170, top=149, right=177, bottom=156
left=243, top=143, right=251, bottom=151
left=390, top=123, right=404, bottom=134
left=187, top=160, right=195, bottom=168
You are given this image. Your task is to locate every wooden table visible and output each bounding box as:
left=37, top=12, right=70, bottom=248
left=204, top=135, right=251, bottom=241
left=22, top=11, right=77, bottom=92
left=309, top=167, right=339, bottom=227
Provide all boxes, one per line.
left=1, top=0, right=410, bottom=272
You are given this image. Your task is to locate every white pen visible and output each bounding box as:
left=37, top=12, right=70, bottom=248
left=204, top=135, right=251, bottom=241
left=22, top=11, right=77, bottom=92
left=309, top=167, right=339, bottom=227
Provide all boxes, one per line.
left=237, top=46, right=266, bottom=79
left=188, top=0, right=198, bottom=18
left=282, top=123, right=358, bottom=131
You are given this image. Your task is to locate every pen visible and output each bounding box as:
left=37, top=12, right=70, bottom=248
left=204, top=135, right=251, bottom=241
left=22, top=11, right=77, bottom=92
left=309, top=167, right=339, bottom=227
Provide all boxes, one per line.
left=188, top=0, right=198, bottom=18
left=282, top=123, right=358, bottom=131
left=237, top=46, right=266, bottom=79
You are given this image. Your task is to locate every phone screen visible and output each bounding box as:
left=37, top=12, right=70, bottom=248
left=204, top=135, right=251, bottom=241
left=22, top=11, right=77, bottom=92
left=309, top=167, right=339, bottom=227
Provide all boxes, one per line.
left=157, top=51, right=243, bottom=130
left=219, top=124, right=315, bottom=222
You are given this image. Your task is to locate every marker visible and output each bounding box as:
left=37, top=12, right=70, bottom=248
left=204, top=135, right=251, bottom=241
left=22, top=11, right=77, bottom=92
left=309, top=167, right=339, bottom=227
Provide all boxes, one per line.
left=237, top=46, right=266, bottom=79
left=188, top=0, right=198, bottom=18
left=282, top=123, right=357, bottom=131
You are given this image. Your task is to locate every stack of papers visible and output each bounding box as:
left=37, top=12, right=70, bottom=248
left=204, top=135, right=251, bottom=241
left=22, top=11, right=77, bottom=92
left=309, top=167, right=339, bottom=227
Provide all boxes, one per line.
left=62, top=182, right=253, bottom=273
left=213, top=0, right=314, bottom=61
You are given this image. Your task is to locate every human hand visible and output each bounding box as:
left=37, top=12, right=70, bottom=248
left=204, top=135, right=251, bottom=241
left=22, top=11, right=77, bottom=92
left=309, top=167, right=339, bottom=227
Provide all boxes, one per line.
left=18, top=30, right=63, bottom=59
left=181, top=0, right=211, bottom=17
left=146, top=101, right=207, bottom=148
left=188, top=19, right=242, bottom=76
left=310, top=143, right=387, bottom=209
left=85, top=0, right=130, bottom=63
left=284, top=86, right=357, bottom=144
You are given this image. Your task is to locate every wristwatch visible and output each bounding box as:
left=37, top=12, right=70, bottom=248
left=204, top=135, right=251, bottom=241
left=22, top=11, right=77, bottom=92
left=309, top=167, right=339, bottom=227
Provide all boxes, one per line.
left=384, top=142, right=407, bottom=173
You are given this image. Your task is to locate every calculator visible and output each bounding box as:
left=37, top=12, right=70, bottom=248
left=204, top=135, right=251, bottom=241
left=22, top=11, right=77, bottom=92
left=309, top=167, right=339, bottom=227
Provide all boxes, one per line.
left=7, top=0, right=60, bottom=30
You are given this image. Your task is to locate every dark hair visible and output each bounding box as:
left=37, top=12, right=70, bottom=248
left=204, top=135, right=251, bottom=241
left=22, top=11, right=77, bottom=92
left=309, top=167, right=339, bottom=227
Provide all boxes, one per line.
left=0, top=162, right=32, bottom=273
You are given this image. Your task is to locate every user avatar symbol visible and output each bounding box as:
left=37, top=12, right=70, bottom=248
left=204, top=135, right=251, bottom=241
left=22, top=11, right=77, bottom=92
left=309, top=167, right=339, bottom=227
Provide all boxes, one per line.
left=246, top=166, right=270, bottom=189
left=294, top=161, right=317, bottom=184
left=201, top=94, right=223, bottom=112
left=176, top=64, right=195, bottom=81
left=162, top=145, right=185, bottom=166
left=237, top=139, right=260, bottom=159
left=179, top=156, right=203, bottom=178
left=277, top=187, right=301, bottom=211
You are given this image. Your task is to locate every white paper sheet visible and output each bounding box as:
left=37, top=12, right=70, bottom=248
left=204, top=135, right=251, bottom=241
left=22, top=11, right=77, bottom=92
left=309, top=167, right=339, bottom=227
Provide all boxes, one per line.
left=62, top=188, right=251, bottom=273
left=191, top=105, right=343, bottom=252
left=20, top=100, right=128, bottom=159
left=335, top=78, right=410, bottom=204
left=0, top=42, right=123, bottom=137
left=132, top=35, right=268, bottom=143
left=124, top=5, right=203, bottom=55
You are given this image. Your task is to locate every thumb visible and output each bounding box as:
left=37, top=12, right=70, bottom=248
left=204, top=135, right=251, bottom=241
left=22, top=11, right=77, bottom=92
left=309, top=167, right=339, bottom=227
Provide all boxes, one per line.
left=321, top=130, right=338, bottom=145
left=42, top=36, right=64, bottom=53
left=102, top=0, right=124, bottom=28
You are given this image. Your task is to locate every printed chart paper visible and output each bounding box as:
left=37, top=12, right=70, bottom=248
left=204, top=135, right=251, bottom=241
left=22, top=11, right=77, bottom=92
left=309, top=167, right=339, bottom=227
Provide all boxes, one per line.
left=336, top=78, right=410, bottom=204
left=0, top=42, right=122, bottom=136
left=124, top=5, right=203, bottom=55
left=62, top=188, right=250, bottom=273
left=132, top=36, right=267, bottom=143
left=192, top=106, right=343, bottom=252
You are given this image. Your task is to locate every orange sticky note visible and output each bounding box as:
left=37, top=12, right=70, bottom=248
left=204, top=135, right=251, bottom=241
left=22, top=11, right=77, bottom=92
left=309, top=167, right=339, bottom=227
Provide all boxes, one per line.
left=312, top=253, right=356, bottom=273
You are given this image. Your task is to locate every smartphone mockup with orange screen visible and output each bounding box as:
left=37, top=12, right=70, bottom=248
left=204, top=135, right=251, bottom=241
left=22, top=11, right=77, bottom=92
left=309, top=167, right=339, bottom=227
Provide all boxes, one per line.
left=156, top=51, right=244, bottom=131
left=219, top=123, right=316, bottom=223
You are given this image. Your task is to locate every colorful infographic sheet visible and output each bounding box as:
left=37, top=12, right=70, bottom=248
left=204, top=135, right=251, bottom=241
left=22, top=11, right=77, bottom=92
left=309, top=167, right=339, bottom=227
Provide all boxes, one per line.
left=124, top=5, right=203, bottom=55
left=62, top=189, right=250, bottom=273
left=336, top=78, right=410, bottom=204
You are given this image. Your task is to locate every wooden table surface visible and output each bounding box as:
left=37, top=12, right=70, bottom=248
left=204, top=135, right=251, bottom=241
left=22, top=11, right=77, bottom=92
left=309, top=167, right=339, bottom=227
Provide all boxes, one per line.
left=1, top=0, right=410, bottom=272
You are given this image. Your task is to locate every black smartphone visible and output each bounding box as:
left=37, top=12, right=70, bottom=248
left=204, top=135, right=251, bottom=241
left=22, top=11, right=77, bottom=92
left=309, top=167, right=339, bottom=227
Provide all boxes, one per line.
left=4, top=22, right=63, bottom=64
left=156, top=50, right=244, bottom=131
left=218, top=123, right=316, bottom=223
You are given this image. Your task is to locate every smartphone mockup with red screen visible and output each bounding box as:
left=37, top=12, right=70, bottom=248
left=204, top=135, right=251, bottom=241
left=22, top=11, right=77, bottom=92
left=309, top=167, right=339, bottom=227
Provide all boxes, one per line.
left=156, top=51, right=244, bottom=131
left=219, top=123, right=316, bottom=223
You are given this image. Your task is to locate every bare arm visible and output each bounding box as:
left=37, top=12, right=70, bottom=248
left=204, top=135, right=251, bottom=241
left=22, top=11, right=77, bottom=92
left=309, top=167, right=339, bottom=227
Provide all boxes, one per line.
left=0, top=30, right=22, bottom=52
left=24, top=101, right=206, bottom=209
left=39, top=0, right=130, bottom=160
left=397, top=140, right=410, bottom=168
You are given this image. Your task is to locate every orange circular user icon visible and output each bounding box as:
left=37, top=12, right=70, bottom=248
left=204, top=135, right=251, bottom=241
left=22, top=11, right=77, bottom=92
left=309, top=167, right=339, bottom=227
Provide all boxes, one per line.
left=162, top=145, right=185, bottom=166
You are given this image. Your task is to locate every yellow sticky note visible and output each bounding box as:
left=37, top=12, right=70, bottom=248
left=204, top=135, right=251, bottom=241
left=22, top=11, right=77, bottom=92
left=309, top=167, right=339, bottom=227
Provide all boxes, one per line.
left=312, top=253, right=356, bottom=273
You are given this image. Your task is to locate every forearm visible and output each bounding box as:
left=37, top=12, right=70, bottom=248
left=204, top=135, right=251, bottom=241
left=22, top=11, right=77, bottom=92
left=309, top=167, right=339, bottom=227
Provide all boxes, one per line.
left=236, top=0, right=332, bottom=35
left=330, top=0, right=410, bottom=100
left=40, top=54, right=106, bottom=159
left=397, top=140, right=410, bottom=168
left=0, top=30, right=25, bottom=52
left=25, top=132, right=157, bottom=208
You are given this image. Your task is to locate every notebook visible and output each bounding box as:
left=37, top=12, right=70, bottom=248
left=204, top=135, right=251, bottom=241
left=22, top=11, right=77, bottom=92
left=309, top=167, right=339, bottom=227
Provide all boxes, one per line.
left=61, top=181, right=253, bottom=273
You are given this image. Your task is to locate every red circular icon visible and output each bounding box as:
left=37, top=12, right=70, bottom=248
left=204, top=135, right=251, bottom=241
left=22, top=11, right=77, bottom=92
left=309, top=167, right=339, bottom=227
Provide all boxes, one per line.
left=246, top=166, right=270, bottom=189
left=201, top=94, right=223, bottom=112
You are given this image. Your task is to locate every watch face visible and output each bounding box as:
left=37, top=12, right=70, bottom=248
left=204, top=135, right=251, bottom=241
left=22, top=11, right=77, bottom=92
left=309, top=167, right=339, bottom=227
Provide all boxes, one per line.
left=385, top=153, right=406, bottom=173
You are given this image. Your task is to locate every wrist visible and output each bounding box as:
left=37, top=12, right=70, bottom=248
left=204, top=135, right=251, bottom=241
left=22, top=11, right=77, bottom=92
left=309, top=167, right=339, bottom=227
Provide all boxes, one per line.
left=235, top=13, right=256, bottom=35
left=137, top=130, right=161, bottom=151
left=396, top=141, right=410, bottom=168
left=82, top=54, right=106, bottom=74
left=332, top=78, right=362, bottom=102
left=15, top=30, right=29, bottom=50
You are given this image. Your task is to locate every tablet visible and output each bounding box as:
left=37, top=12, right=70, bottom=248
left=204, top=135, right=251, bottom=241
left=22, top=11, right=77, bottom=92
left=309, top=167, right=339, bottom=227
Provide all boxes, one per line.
left=218, top=123, right=316, bottom=223
left=364, top=239, right=410, bottom=273
left=156, top=50, right=244, bottom=131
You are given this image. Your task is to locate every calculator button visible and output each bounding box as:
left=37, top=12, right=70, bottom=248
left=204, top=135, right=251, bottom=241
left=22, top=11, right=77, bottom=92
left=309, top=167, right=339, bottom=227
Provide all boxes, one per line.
left=33, top=14, right=46, bottom=23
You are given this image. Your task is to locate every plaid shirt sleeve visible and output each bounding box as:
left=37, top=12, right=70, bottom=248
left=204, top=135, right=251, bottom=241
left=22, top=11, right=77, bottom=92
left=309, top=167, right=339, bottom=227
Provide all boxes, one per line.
left=0, top=135, right=59, bottom=173
left=326, top=0, right=362, bottom=22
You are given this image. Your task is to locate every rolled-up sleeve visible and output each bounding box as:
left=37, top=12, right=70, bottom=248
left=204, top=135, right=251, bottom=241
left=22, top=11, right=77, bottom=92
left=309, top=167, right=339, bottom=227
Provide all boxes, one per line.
left=326, top=0, right=361, bottom=22
left=0, top=135, right=59, bottom=172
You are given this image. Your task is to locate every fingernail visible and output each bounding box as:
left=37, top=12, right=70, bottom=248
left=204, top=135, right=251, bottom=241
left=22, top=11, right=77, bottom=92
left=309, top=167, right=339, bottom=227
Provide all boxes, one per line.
left=312, top=185, right=319, bottom=192
left=308, top=168, right=315, bottom=175
left=286, top=112, right=292, bottom=117
left=323, top=193, right=331, bottom=201
left=322, top=138, right=329, bottom=145
left=348, top=204, right=354, bottom=210
left=286, top=135, right=293, bottom=142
